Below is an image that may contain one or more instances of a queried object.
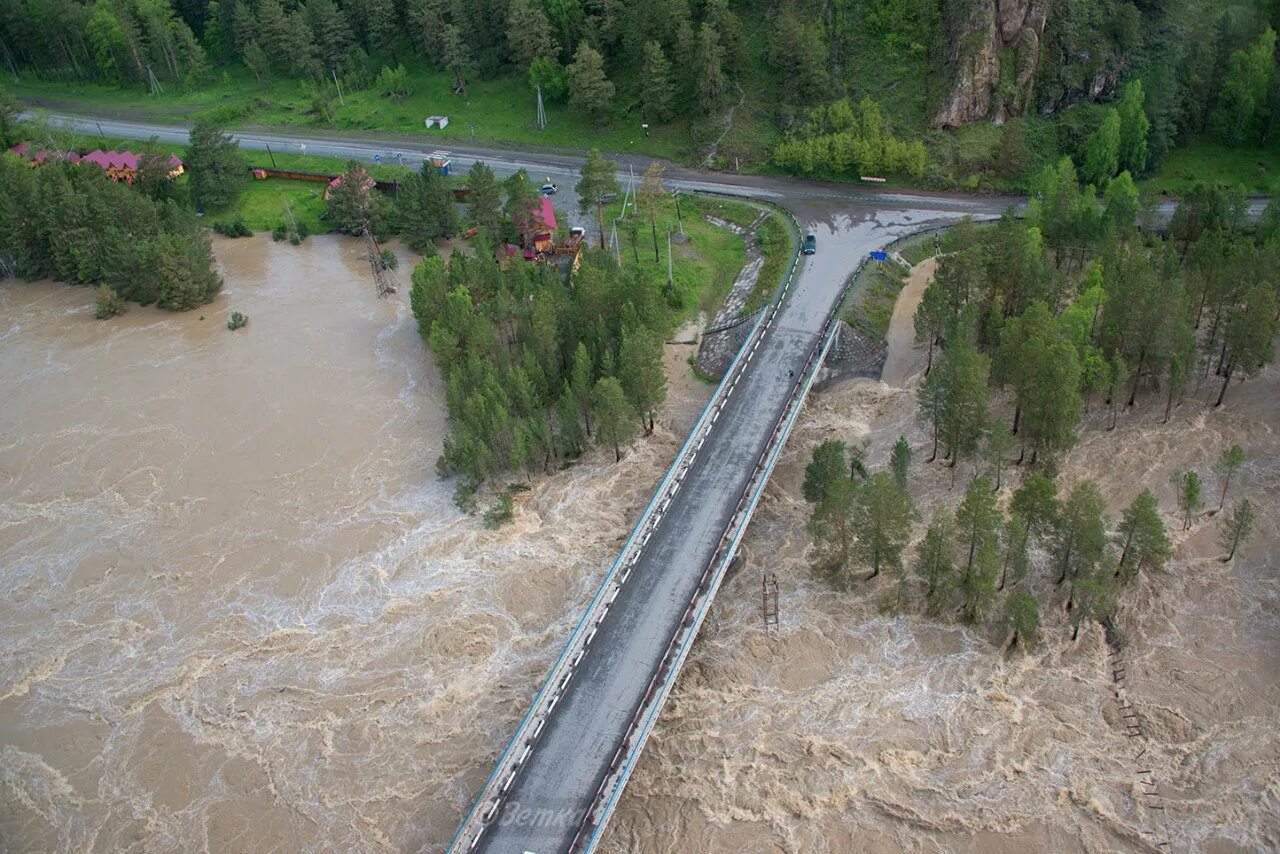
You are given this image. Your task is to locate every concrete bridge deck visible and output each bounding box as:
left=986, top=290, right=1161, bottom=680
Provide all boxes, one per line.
left=455, top=203, right=986, bottom=854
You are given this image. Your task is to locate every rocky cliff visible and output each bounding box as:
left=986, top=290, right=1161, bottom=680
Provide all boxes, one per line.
left=932, top=0, right=1049, bottom=128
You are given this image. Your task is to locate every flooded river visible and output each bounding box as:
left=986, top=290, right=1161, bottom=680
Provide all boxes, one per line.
left=2, top=239, right=1276, bottom=852
left=0, top=235, right=711, bottom=851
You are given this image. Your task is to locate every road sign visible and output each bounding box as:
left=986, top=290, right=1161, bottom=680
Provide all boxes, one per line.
left=374, top=153, right=381, bottom=163
left=869, top=250, right=888, bottom=261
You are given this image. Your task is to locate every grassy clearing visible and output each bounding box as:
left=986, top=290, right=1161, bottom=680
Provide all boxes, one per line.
left=229, top=179, right=327, bottom=233
left=1145, top=139, right=1280, bottom=196
left=600, top=193, right=745, bottom=322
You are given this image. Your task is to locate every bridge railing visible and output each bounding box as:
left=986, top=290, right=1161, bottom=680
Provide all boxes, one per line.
left=570, top=216, right=987, bottom=851
left=447, top=199, right=804, bottom=854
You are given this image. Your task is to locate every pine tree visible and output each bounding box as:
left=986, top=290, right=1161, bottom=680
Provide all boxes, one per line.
left=1171, top=469, right=1203, bottom=530
left=570, top=341, right=594, bottom=437
left=1068, top=574, right=1112, bottom=640
left=1115, top=489, right=1171, bottom=584
left=325, top=160, right=386, bottom=235
left=803, top=440, right=847, bottom=503
left=618, top=326, right=665, bottom=431
left=1215, top=444, right=1245, bottom=510
left=575, top=149, right=620, bottom=248
left=592, top=376, right=635, bottom=461
left=555, top=383, right=585, bottom=457
left=1010, top=472, right=1060, bottom=543
left=938, top=341, right=989, bottom=473
left=960, top=537, right=999, bottom=625
left=397, top=160, right=458, bottom=250
left=694, top=22, right=726, bottom=114
left=1001, top=590, right=1039, bottom=651
left=1219, top=499, right=1256, bottom=562
left=465, top=161, right=503, bottom=238
left=1054, top=482, right=1109, bottom=600
left=998, top=513, right=1032, bottom=591
left=567, top=44, right=614, bottom=121
left=184, top=121, right=246, bottom=211
left=982, top=419, right=1015, bottom=491
left=850, top=471, right=917, bottom=580
left=889, top=436, right=911, bottom=491
left=1216, top=285, right=1277, bottom=406
left=641, top=41, right=675, bottom=123
left=442, top=23, right=473, bottom=97
left=1082, top=108, right=1121, bottom=185
left=505, top=0, right=555, bottom=71
left=915, top=511, right=957, bottom=615
left=809, top=476, right=859, bottom=587
left=956, top=476, right=1002, bottom=582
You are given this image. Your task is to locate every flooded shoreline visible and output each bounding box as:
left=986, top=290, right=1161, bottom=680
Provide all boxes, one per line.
left=0, top=235, right=714, bottom=851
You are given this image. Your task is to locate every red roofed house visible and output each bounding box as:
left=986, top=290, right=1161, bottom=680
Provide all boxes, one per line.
left=9, top=144, right=183, bottom=182
left=79, top=149, right=184, bottom=183
left=324, top=166, right=377, bottom=200
left=511, top=194, right=557, bottom=254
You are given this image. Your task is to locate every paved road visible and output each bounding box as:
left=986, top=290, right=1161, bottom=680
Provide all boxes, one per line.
left=38, top=113, right=1021, bottom=231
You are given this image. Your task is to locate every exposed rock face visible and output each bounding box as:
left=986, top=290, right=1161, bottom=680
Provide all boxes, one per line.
left=932, top=0, right=1050, bottom=128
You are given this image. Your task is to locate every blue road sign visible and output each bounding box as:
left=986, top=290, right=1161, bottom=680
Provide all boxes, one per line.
left=374, top=153, right=381, bottom=163
left=870, top=250, right=888, bottom=261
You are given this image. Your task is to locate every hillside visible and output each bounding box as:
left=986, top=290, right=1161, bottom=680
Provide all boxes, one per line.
left=4, top=0, right=1280, bottom=191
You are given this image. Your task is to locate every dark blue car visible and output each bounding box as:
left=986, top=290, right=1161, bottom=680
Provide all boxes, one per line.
left=803, top=233, right=817, bottom=254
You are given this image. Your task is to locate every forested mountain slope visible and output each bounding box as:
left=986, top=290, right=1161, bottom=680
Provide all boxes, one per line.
left=1, top=0, right=1278, bottom=188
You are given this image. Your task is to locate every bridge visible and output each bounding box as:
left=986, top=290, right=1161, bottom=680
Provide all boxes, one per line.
left=447, top=202, right=991, bottom=854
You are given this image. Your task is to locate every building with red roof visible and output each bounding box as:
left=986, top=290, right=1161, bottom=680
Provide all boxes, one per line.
left=8, top=144, right=182, bottom=182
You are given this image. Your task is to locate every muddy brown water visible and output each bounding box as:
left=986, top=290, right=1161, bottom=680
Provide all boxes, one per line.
left=0, top=235, right=714, bottom=852
left=2, top=242, right=1276, bottom=852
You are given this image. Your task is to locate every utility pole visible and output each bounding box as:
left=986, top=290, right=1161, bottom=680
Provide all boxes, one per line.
left=674, top=191, right=684, bottom=237
left=666, top=228, right=673, bottom=285
left=762, top=573, right=779, bottom=633
left=265, top=142, right=277, bottom=168
left=332, top=69, right=345, bottom=106
left=535, top=84, right=547, bottom=130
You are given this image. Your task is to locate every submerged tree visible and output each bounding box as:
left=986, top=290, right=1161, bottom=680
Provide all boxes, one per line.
left=803, top=440, right=847, bottom=503
left=915, top=511, right=957, bottom=615
left=850, top=471, right=917, bottom=580
left=1171, top=469, right=1203, bottom=531
left=1115, top=489, right=1171, bottom=584
left=1001, top=590, right=1040, bottom=651
left=1219, top=499, right=1256, bottom=562
left=889, top=436, right=911, bottom=491
left=1215, top=444, right=1245, bottom=510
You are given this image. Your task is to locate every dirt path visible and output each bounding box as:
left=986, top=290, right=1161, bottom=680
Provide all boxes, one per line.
left=880, top=256, right=937, bottom=388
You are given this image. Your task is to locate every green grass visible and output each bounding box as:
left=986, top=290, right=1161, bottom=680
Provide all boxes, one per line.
left=13, top=62, right=694, bottom=162
left=1145, top=138, right=1280, bottom=196
left=602, top=193, right=746, bottom=322
left=744, top=211, right=797, bottom=313
left=228, top=179, right=327, bottom=233
left=843, top=258, right=907, bottom=337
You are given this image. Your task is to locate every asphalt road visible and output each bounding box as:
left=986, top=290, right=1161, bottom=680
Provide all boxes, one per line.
left=38, top=113, right=1021, bottom=233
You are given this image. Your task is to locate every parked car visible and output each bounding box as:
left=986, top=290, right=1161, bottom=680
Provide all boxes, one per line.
left=803, top=233, right=817, bottom=254
left=540, top=182, right=558, bottom=195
